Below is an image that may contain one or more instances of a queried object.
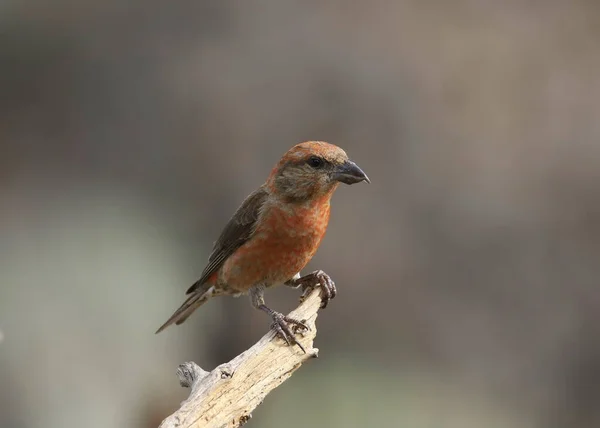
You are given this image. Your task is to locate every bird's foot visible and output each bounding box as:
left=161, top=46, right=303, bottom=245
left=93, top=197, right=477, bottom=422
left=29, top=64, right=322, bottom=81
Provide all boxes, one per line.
left=265, top=308, right=309, bottom=353
left=296, top=270, right=337, bottom=309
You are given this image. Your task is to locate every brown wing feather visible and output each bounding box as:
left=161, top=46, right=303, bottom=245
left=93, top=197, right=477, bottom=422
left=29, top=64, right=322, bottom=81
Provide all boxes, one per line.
left=154, top=284, right=213, bottom=333
left=186, top=186, right=269, bottom=294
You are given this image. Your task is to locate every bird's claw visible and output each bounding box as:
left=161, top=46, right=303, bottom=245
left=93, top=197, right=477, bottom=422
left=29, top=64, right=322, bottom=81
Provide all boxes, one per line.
left=270, top=312, right=309, bottom=353
left=299, top=270, right=337, bottom=309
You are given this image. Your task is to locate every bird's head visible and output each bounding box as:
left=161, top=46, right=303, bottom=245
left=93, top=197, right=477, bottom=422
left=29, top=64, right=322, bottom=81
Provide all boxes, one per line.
left=267, top=141, right=370, bottom=202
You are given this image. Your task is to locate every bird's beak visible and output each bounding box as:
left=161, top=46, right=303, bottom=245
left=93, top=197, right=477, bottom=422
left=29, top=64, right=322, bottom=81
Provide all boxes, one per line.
left=332, top=160, right=370, bottom=184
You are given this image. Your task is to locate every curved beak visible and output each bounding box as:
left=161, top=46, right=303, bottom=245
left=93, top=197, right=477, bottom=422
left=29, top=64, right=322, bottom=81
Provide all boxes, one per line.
left=332, top=160, right=370, bottom=185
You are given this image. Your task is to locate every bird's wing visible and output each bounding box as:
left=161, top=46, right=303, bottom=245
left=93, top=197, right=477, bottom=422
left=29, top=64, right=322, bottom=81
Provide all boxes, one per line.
left=186, top=186, right=269, bottom=294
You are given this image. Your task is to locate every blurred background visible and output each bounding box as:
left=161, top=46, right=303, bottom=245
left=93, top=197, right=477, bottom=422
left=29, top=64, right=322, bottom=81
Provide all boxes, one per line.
left=1, top=1, right=600, bottom=427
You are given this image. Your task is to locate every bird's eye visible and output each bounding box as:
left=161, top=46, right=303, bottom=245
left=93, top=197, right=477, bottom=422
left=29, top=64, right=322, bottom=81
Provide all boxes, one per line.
left=307, top=156, right=323, bottom=168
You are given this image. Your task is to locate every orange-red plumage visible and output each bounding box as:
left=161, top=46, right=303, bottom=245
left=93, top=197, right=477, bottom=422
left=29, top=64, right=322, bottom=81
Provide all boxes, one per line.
left=156, top=141, right=369, bottom=349
left=221, top=194, right=331, bottom=292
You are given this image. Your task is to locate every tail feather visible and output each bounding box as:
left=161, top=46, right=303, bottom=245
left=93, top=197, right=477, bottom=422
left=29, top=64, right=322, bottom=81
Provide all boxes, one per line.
left=155, top=284, right=215, bottom=334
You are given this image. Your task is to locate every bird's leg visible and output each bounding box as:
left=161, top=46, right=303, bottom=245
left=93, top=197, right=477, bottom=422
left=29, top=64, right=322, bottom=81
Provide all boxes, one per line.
left=285, top=270, right=336, bottom=309
left=249, top=285, right=309, bottom=353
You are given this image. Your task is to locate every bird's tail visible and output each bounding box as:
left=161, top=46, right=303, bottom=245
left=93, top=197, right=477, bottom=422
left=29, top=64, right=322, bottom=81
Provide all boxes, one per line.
left=155, top=283, right=215, bottom=334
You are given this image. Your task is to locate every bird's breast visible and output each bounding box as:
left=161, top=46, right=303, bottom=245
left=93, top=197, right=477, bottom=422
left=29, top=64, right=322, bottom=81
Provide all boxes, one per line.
left=261, top=200, right=330, bottom=249
left=220, top=197, right=331, bottom=290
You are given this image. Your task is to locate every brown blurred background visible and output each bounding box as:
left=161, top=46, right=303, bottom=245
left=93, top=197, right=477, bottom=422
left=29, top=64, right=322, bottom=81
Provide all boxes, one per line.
left=2, top=1, right=600, bottom=427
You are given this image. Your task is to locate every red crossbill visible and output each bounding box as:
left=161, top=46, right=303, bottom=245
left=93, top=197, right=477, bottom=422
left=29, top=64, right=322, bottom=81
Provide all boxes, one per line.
left=156, top=141, right=369, bottom=351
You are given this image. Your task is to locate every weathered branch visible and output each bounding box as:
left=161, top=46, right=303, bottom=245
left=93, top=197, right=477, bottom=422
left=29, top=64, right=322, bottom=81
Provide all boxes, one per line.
left=159, top=288, right=323, bottom=428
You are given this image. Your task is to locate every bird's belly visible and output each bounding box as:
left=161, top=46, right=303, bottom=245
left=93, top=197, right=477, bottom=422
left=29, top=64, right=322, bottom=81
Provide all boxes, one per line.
left=220, top=204, right=329, bottom=291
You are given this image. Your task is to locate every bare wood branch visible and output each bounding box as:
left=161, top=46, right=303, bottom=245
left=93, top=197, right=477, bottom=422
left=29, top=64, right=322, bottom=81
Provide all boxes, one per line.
left=159, top=288, right=323, bottom=428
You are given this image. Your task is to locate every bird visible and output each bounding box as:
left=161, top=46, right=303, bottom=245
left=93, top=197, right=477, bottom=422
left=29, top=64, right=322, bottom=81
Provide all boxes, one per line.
left=155, top=141, right=369, bottom=351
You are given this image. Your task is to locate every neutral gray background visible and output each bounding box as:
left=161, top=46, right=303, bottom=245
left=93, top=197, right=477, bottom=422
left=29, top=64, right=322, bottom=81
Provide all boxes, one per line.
left=2, top=1, right=600, bottom=427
